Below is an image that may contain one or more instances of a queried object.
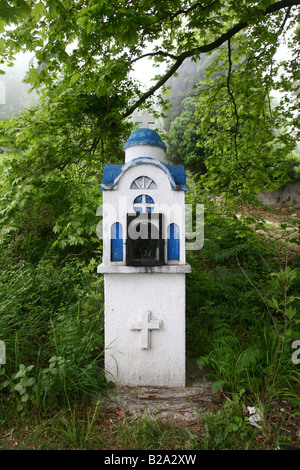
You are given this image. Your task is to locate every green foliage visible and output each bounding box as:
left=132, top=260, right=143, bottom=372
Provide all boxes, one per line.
left=111, top=414, right=187, bottom=450
left=0, top=255, right=105, bottom=410
left=167, top=97, right=207, bottom=174
left=0, top=85, right=131, bottom=261
left=186, top=199, right=278, bottom=334
left=194, top=37, right=296, bottom=200
left=165, top=8, right=299, bottom=201
left=285, top=151, right=300, bottom=182
left=1, top=363, right=36, bottom=411
left=185, top=184, right=299, bottom=405
left=0, top=1, right=30, bottom=25
left=187, top=390, right=257, bottom=450
left=1, top=0, right=298, bottom=122
left=265, top=266, right=300, bottom=363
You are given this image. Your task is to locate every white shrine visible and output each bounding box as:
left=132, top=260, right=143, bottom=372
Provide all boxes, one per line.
left=97, top=128, right=191, bottom=387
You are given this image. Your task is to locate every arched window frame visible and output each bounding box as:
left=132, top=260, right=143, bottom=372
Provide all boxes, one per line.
left=167, top=223, right=180, bottom=262
left=131, top=176, right=157, bottom=190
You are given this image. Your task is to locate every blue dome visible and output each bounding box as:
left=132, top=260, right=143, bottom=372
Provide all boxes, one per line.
left=123, top=128, right=166, bottom=150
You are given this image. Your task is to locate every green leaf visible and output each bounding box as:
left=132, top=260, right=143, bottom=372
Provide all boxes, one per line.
left=211, top=380, right=226, bottom=393
left=15, top=365, right=26, bottom=378
left=70, top=73, right=79, bottom=85
left=14, top=383, right=25, bottom=393
left=32, top=2, right=45, bottom=20
left=267, top=298, right=279, bottom=311
left=21, top=393, right=29, bottom=403
left=285, top=306, right=296, bottom=321
left=27, top=378, right=35, bottom=387
left=197, top=356, right=209, bottom=370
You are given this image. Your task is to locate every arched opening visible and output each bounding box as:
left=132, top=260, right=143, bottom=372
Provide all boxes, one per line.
left=167, top=223, right=180, bottom=261
left=111, top=222, right=123, bottom=262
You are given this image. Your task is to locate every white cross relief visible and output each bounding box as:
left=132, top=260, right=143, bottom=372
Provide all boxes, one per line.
left=129, top=311, right=162, bottom=350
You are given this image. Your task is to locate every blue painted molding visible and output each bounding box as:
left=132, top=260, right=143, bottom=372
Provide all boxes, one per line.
left=102, top=164, right=123, bottom=187
left=123, top=128, right=166, bottom=150
left=100, top=157, right=188, bottom=191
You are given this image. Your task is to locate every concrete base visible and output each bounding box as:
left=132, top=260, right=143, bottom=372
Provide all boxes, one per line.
left=105, top=352, right=214, bottom=424
left=102, top=272, right=187, bottom=387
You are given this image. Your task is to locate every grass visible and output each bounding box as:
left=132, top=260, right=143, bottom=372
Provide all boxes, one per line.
left=0, top=393, right=299, bottom=450
left=0, top=401, right=188, bottom=450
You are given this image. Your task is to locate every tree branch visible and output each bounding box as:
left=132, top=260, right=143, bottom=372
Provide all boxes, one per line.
left=140, top=0, right=220, bottom=34
left=167, top=0, right=221, bottom=22
left=130, top=51, right=179, bottom=64
left=122, top=0, right=300, bottom=118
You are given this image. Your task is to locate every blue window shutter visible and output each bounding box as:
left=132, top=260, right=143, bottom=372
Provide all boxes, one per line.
left=111, top=222, right=123, bottom=262
left=167, top=223, right=180, bottom=261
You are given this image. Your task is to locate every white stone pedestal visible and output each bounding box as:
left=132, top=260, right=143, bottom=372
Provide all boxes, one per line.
left=98, top=265, right=191, bottom=387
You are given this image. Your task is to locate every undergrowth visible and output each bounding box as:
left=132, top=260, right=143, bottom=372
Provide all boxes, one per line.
left=0, top=253, right=105, bottom=415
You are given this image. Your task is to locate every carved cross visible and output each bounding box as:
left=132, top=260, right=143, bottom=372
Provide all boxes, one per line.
left=135, top=109, right=155, bottom=128
left=129, top=311, right=162, bottom=349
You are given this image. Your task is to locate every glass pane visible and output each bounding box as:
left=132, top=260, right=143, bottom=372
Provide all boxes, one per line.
left=146, top=195, right=154, bottom=204
left=134, top=195, right=143, bottom=204
left=131, top=176, right=157, bottom=190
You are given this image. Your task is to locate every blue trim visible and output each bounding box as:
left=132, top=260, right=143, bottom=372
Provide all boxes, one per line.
left=111, top=222, right=123, bottom=262
left=123, top=128, right=166, bottom=150
left=102, top=165, right=123, bottom=187
left=100, top=157, right=188, bottom=191
left=167, top=223, right=180, bottom=261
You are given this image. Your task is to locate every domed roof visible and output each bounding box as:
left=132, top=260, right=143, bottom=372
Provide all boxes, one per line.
left=123, top=128, right=166, bottom=150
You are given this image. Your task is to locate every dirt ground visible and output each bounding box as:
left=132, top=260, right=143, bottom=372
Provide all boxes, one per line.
left=238, top=202, right=300, bottom=222
left=237, top=204, right=300, bottom=256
